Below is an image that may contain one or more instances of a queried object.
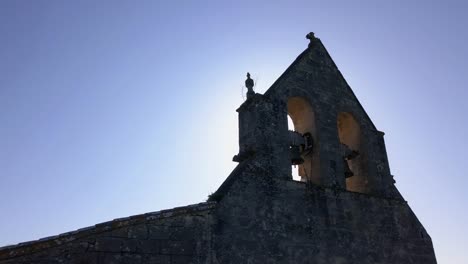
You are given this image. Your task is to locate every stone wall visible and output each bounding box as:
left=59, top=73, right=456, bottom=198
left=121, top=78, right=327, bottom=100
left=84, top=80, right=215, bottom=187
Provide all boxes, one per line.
left=212, top=157, right=436, bottom=264
left=0, top=202, right=215, bottom=264
left=0, top=166, right=437, bottom=264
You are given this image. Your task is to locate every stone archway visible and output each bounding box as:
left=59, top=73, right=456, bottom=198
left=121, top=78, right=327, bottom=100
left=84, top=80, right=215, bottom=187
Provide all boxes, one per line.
left=337, top=112, right=368, bottom=193
left=287, top=97, right=320, bottom=184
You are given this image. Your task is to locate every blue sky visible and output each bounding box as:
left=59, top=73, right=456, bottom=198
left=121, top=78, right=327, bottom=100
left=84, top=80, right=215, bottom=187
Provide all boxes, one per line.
left=1, top=1, right=467, bottom=263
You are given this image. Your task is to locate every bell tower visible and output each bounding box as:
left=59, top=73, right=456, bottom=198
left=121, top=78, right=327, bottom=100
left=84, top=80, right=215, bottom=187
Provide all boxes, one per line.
left=233, top=32, right=398, bottom=198
left=209, top=33, right=437, bottom=263
left=0, top=32, right=437, bottom=264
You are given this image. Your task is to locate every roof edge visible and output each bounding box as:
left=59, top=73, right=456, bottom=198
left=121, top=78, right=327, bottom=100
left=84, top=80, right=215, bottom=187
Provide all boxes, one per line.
left=0, top=201, right=216, bottom=260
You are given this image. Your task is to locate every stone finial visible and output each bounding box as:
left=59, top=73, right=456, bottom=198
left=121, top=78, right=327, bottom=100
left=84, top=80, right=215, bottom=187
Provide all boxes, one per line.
left=245, top=72, right=255, bottom=99
left=245, top=72, right=254, bottom=89
left=306, top=32, right=317, bottom=47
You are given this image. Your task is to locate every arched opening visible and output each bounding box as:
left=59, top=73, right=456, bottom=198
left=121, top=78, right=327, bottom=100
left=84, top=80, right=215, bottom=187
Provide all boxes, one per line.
left=337, top=112, right=367, bottom=193
left=287, top=97, right=320, bottom=183
left=288, top=115, right=301, bottom=181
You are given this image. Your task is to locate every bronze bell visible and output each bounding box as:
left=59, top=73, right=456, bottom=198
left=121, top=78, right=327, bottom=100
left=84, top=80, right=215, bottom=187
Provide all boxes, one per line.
left=290, top=145, right=304, bottom=165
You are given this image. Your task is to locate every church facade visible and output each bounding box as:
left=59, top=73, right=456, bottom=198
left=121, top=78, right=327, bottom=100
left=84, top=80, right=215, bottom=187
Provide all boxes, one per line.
left=0, top=33, right=437, bottom=264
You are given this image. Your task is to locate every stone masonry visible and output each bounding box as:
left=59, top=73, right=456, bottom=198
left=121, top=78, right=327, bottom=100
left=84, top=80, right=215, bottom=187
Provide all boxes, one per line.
left=0, top=33, right=437, bottom=263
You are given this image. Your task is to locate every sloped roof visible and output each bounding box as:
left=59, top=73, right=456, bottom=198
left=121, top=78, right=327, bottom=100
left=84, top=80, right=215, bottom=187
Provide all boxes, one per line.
left=0, top=202, right=216, bottom=260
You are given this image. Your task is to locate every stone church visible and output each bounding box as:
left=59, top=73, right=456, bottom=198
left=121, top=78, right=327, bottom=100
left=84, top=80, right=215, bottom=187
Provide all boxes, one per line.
left=0, top=33, right=437, bottom=263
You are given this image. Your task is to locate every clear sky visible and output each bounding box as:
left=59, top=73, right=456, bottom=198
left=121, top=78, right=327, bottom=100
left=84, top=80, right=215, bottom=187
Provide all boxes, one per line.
left=1, top=1, right=467, bottom=263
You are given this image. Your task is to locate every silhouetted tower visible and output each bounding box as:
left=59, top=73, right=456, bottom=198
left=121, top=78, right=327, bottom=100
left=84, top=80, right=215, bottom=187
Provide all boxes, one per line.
left=0, top=32, right=437, bottom=264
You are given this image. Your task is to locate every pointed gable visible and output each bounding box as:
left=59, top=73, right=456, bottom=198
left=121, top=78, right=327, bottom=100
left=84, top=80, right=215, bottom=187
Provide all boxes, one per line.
left=264, top=33, right=378, bottom=131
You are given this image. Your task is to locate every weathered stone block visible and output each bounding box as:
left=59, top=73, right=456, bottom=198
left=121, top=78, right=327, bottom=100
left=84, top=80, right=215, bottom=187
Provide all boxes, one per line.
left=148, top=226, right=171, bottom=240
left=142, top=254, right=170, bottom=264
left=128, top=225, right=147, bottom=239
left=94, top=237, right=122, bottom=252
left=120, top=239, right=138, bottom=253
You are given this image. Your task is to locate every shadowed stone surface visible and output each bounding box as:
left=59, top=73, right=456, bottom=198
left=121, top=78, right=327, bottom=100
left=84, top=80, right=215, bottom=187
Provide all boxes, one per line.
left=0, top=33, right=437, bottom=264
